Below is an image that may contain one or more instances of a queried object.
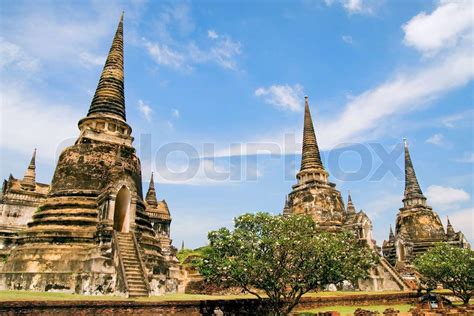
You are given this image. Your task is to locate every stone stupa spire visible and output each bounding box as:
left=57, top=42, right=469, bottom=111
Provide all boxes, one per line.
left=347, top=191, right=356, bottom=214
left=87, top=12, right=126, bottom=121
left=300, top=96, right=324, bottom=172
left=446, top=216, right=455, bottom=237
left=296, top=96, right=328, bottom=184
left=21, top=148, right=36, bottom=190
left=146, top=172, right=158, bottom=206
left=389, top=225, right=395, bottom=242
left=403, top=138, right=426, bottom=207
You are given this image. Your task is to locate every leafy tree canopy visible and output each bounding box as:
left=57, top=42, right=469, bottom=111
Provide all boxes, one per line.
left=199, top=212, right=377, bottom=315
left=414, top=243, right=474, bottom=305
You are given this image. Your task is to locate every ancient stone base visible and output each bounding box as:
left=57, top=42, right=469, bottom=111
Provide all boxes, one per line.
left=0, top=272, right=120, bottom=295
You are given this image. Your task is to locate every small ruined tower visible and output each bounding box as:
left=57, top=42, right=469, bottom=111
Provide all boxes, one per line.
left=20, top=149, right=37, bottom=190
left=446, top=217, right=456, bottom=238
left=146, top=173, right=158, bottom=206
left=145, top=173, right=172, bottom=253
left=388, top=225, right=395, bottom=242
left=346, top=192, right=356, bottom=214
left=0, top=149, right=48, bottom=230
left=282, top=196, right=291, bottom=217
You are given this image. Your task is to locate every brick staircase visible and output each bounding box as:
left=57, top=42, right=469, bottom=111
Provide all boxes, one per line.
left=116, top=232, right=149, bottom=297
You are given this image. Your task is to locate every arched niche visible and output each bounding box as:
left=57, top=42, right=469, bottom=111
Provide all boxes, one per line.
left=113, top=186, right=131, bottom=232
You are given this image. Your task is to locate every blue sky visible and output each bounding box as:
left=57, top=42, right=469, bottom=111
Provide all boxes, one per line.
left=0, top=0, right=472, bottom=248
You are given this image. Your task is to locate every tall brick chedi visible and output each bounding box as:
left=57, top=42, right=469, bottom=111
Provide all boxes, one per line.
left=284, top=97, right=409, bottom=291
left=382, top=140, right=469, bottom=274
left=1, top=14, right=183, bottom=296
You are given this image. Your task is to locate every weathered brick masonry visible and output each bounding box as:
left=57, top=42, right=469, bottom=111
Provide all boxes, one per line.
left=0, top=292, right=418, bottom=315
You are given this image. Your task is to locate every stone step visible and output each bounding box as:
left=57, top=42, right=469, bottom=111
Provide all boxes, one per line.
left=122, top=257, right=139, bottom=261
left=117, top=242, right=133, bottom=245
left=128, top=280, right=146, bottom=285
left=118, top=245, right=135, bottom=249
left=129, top=292, right=148, bottom=297
left=124, top=267, right=141, bottom=272
left=121, top=254, right=137, bottom=259
left=121, top=251, right=137, bottom=256
left=116, top=233, right=148, bottom=298
left=124, top=267, right=141, bottom=271
left=125, top=272, right=143, bottom=280
left=120, top=251, right=137, bottom=255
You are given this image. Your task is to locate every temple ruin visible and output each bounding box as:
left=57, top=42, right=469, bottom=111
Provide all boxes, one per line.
left=283, top=97, right=410, bottom=291
left=382, top=140, right=470, bottom=280
left=0, top=14, right=184, bottom=297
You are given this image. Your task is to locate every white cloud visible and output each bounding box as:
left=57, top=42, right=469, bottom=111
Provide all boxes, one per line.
left=0, top=3, right=125, bottom=66
left=324, top=0, right=377, bottom=15
left=188, top=36, right=241, bottom=70
left=315, top=47, right=473, bottom=150
left=78, top=51, right=105, bottom=68
left=0, top=38, right=40, bottom=73
left=344, top=0, right=364, bottom=14
left=426, top=185, right=470, bottom=209
left=342, top=35, right=353, bottom=44
left=441, top=109, right=473, bottom=128
left=456, top=153, right=474, bottom=163
left=448, top=208, right=474, bottom=243
left=426, top=133, right=444, bottom=145
left=137, top=100, right=152, bottom=121
left=211, top=2, right=473, bottom=158
left=144, top=34, right=241, bottom=71
left=0, top=83, right=79, bottom=160
left=365, top=193, right=403, bottom=218
left=143, top=38, right=185, bottom=69
left=255, top=84, right=304, bottom=112
left=207, top=30, right=218, bottom=39
left=145, top=3, right=241, bottom=71
left=151, top=157, right=242, bottom=186
left=155, top=2, right=195, bottom=43
left=172, top=108, right=180, bottom=119
left=402, top=0, right=473, bottom=56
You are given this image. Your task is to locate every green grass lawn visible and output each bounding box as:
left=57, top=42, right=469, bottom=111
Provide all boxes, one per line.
left=296, top=304, right=413, bottom=315
left=0, top=291, right=254, bottom=302
left=0, top=290, right=414, bottom=302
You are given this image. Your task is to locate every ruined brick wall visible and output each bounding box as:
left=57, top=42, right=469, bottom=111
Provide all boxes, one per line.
left=0, top=292, right=418, bottom=315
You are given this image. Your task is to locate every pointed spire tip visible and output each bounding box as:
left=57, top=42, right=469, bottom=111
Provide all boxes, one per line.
left=87, top=12, right=126, bottom=121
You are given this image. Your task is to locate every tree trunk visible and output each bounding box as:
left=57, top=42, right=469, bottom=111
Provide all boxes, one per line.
left=462, top=296, right=470, bottom=305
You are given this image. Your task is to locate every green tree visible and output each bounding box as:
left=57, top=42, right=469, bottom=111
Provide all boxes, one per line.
left=414, top=243, right=474, bottom=305
left=199, top=213, right=377, bottom=315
